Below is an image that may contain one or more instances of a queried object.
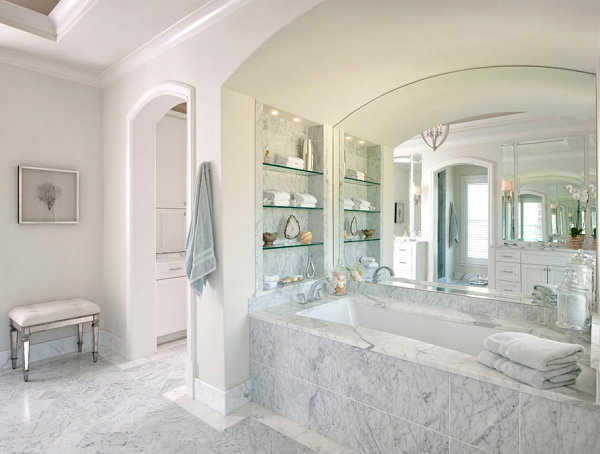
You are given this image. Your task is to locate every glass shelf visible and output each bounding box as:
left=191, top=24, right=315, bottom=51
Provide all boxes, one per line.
left=344, top=176, right=380, bottom=186
left=263, top=163, right=323, bottom=176
left=263, top=241, right=324, bottom=250
left=263, top=205, right=323, bottom=210
left=344, top=209, right=380, bottom=213
left=344, top=238, right=380, bottom=243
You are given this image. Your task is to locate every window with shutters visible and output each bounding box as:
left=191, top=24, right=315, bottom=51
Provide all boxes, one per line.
left=519, top=193, right=544, bottom=242
left=462, top=176, right=488, bottom=264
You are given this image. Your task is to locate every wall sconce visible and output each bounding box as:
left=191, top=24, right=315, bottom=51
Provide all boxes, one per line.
left=550, top=203, right=557, bottom=213
left=414, top=185, right=422, bottom=206
left=501, top=179, right=513, bottom=203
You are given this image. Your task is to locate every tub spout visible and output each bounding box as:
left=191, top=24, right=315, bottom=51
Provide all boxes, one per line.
left=307, top=278, right=335, bottom=302
left=373, top=266, right=395, bottom=283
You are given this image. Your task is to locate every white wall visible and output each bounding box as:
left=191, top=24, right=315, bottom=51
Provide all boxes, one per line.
left=0, top=62, right=103, bottom=350
left=102, top=0, right=321, bottom=392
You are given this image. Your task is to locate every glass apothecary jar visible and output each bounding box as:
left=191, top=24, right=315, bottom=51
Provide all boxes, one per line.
left=331, top=262, right=349, bottom=296
left=568, top=249, right=595, bottom=314
left=556, top=269, right=590, bottom=335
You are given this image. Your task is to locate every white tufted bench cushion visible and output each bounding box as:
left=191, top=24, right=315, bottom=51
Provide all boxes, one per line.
left=9, top=298, right=100, bottom=382
left=9, top=298, right=100, bottom=328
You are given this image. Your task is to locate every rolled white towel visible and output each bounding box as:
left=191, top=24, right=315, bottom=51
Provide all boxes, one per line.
left=533, top=284, right=558, bottom=297
left=291, top=201, right=317, bottom=208
left=263, top=274, right=280, bottom=283
left=263, top=281, right=277, bottom=290
left=346, top=169, right=365, bottom=178
left=293, top=193, right=317, bottom=204
left=478, top=349, right=580, bottom=389
left=263, top=190, right=290, bottom=201
left=359, top=256, right=376, bottom=264
left=352, top=198, right=371, bottom=206
left=264, top=199, right=291, bottom=206
left=366, top=262, right=379, bottom=269
left=483, top=332, right=584, bottom=371
left=276, top=155, right=304, bottom=168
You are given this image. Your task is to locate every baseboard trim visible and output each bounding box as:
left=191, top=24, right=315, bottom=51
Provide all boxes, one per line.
left=0, top=329, right=125, bottom=369
left=194, top=378, right=252, bottom=415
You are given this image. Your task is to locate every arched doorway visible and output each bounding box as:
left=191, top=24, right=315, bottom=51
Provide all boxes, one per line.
left=126, top=81, right=196, bottom=394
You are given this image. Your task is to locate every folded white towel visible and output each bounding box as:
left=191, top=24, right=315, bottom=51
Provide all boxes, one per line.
left=483, top=332, right=584, bottom=371
left=352, top=198, right=370, bottom=206
left=293, top=193, right=317, bottom=204
left=533, top=284, right=558, bottom=297
left=264, top=274, right=280, bottom=283
left=264, top=200, right=290, bottom=207
left=359, top=256, right=376, bottom=264
left=291, top=201, right=317, bottom=208
left=366, top=262, right=379, bottom=269
left=346, top=169, right=365, bottom=178
left=263, top=281, right=277, bottom=290
left=478, top=350, right=580, bottom=389
left=263, top=190, right=291, bottom=201
left=276, top=155, right=304, bottom=168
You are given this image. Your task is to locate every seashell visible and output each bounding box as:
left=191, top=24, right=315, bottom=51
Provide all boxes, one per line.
left=350, top=216, right=358, bottom=235
left=343, top=230, right=347, bottom=240
left=284, top=215, right=301, bottom=239
left=300, top=231, right=312, bottom=244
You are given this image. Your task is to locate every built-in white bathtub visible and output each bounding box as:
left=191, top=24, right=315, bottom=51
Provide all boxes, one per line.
left=297, top=296, right=509, bottom=356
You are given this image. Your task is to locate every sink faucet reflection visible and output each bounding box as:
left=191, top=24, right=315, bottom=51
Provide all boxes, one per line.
left=372, top=266, right=395, bottom=283
left=307, top=278, right=335, bottom=302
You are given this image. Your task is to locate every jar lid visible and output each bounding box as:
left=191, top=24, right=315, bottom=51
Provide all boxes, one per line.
left=568, top=249, right=595, bottom=267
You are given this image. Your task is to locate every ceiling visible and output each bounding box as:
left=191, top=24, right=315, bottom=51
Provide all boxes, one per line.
left=0, top=0, right=239, bottom=85
left=226, top=0, right=600, bottom=126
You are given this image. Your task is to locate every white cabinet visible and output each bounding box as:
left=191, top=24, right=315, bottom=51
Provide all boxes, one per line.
left=393, top=240, right=426, bottom=280
left=547, top=266, right=567, bottom=286
left=156, top=256, right=187, bottom=339
left=156, top=114, right=186, bottom=209
left=156, top=209, right=186, bottom=253
left=494, top=249, right=522, bottom=293
left=522, top=263, right=566, bottom=293
left=156, top=276, right=187, bottom=338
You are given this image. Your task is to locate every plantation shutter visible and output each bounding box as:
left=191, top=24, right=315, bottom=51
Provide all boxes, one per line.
left=466, top=179, right=488, bottom=260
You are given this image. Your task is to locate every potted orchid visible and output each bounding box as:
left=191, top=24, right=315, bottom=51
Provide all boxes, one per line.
left=565, top=184, right=595, bottom=249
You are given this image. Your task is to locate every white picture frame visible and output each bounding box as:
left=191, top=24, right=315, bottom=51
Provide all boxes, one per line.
left=18, top=166, right=79, bottom=224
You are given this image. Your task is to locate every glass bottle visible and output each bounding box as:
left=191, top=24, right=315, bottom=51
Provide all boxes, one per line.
left=556, top=269, right=590, bottom=336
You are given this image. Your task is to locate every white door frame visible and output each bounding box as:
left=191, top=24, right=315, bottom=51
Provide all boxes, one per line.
left=428, top=157, right=495, bottom=283
left=125, top=81, right=196, bottom=396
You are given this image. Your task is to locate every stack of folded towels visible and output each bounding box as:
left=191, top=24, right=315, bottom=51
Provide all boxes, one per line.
left=263, top=274, right=279, bottom=291
left=346, top=169, right=366, bottom=180
left=275, top=154, right=304, bottom=170
left=359, top=256, right=379, bottom=269
left=263, top=190, right=290, bottom=206
left=291, top=193, right=317, bottom=208
left=352, top=198, right=371, bottom=210
left=478, top=332, right=583, bottom=389
left=343, top=199, right=354, bottom=210
left=532, top=284, right=558, bottom=307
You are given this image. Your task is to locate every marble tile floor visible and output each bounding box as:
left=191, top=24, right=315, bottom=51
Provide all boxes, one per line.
left=0, top=340, right=354, bottom=454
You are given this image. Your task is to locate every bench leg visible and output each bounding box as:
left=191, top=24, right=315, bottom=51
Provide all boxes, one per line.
left=10, top=327, right=17, bottom=369
left=22, top=330, right=30, bottom=382
left=77, top=323, right=83, bottom=353
left=92, top=314, right=99, bottom=362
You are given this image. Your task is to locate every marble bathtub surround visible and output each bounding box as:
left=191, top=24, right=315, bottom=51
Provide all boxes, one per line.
left=250, top=298, right=600, bottom=453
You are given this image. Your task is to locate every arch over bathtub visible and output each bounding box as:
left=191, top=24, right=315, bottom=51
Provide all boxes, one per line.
left=125, top=81, right=196, bottom=393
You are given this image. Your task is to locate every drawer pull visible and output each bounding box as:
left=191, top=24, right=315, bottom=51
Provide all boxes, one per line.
left=502, top=270, right=513, bottom=274
left=169, top=266, right=183, bottom=271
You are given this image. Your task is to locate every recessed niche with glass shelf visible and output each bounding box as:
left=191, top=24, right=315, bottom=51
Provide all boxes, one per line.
left=256, top=100, right=329, bottom=294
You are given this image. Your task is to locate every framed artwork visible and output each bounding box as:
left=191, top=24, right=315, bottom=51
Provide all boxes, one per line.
left=395, top=202, right=405, bottom=224
left=18, top=166, right=79, bottom=224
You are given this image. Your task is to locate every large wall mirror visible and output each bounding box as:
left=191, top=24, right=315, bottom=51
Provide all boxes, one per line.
left=333, top=66, right=597, bottom=307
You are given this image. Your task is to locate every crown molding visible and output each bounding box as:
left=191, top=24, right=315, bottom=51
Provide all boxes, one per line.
left=0, top=0, right=97, bottom=41
left=99, top=0, right=252, bottom=86
left=0, top=47, right=101, bottom=87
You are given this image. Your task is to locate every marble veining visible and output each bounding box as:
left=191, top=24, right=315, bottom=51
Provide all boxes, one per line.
left=0, top=340, right=363, bottom=454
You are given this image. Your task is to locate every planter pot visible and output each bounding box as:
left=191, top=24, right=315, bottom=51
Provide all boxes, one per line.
left=569, top=234, right=585, bottom=249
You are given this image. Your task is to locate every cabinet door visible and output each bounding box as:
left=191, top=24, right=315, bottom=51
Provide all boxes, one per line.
left=547, top=266, right=566, bottom=286
left=156, top=277, right=187, bottom=337
left=156, top=115, right=186, bottom=208
left=521, top=264, right=547, bottom=295
left=156, top=209, right=187, bottom=253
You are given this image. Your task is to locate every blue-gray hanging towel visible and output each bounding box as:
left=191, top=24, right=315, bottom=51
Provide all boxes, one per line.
left=449, top=201, right=459, bottom=248
left=185, top=162, right=217, bottom=295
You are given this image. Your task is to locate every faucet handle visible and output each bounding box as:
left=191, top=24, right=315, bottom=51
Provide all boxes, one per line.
left=296, top=293, right=307, bottom=305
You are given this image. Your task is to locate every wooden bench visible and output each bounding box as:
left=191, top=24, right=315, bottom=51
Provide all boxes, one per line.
left=8, top=298, right=100, bottom=381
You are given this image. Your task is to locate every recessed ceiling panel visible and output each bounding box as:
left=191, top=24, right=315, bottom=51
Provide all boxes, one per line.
left=6, top=0, right=59, bottom=16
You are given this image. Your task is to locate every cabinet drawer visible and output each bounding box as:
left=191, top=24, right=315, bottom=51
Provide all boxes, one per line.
left=495, top=280, right=521, bottom=294
left=495, top=249, right=521, bottom=263
left=156, top=259, right=186, bottom=279
left=495, top=262, right=521, bottom=282
left=393, top=258, right=412, bottom=271
left=521, top=251, right=569, bottom=267
left=394, top=245, right=413, bottom=256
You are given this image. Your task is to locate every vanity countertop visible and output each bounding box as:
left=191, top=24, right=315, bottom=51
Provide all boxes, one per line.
left=156, top=251, right=186, bottom=263
left=250, top=292, right=598, bottom=405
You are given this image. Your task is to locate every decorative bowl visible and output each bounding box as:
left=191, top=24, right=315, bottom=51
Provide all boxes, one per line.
left=263, top=232, right=278, bottom=247
left=362, top=228, right=376, bottom=239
